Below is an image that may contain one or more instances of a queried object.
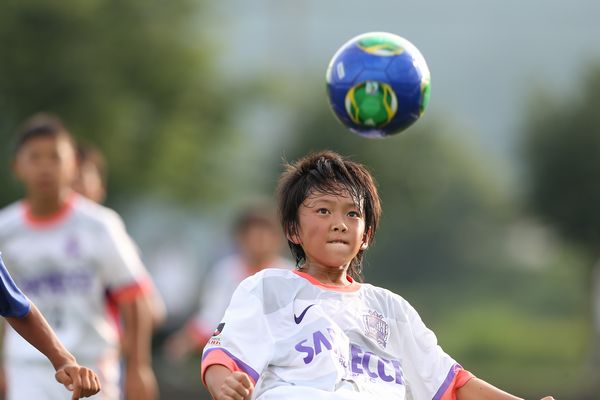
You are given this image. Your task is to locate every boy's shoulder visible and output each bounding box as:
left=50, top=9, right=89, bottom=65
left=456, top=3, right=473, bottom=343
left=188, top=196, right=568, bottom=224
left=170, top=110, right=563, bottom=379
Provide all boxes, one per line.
left=0, top=201, right=23, bottom=226
left=238, top=268, right=301, bottom=296
left=71, top=195, right=126, bottom=230
left=245, top=267, right=297, bottom=284
left=236, top=268, right=304, bottom=313
left=0, top=201, right=27, bottom=238
left=360, top=282, right=417, bottom=314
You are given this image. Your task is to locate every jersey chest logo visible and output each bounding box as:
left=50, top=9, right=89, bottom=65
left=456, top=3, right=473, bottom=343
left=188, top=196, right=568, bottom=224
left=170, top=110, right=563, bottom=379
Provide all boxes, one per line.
left=65, top=236, right=81, bottom=258
left=362, top=309, right=389, bottom=348
left=294, top=304, right=315, bottom=324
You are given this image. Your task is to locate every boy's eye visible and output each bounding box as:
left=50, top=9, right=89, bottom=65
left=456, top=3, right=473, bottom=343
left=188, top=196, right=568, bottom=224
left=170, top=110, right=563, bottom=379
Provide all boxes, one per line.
left=347, top=211, right=360, bottom=218
left=316, top=208, right=329, bottom=214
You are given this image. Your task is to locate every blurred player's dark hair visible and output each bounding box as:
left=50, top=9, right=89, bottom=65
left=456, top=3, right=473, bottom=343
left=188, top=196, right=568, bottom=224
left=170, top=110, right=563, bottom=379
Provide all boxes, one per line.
left=13, top=113, right=75, bottom=154
left=233, top=200, right=279, bottom=235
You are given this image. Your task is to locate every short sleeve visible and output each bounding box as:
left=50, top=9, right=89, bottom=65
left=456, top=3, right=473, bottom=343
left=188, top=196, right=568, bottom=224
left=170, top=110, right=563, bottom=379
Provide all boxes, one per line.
left=96, top=210, right=150, bottom=302
left=0, top=254, right=31, bottom=318
left=201, top=277, right=275, bottom=386
left=399, top=299, right=474, bottom=399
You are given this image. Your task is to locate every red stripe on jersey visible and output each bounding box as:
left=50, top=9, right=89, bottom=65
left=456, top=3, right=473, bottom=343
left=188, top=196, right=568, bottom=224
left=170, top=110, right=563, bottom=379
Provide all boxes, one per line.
left=293, top=270, right=361, bottom=292
left=104, top=292, right=123, bottom=337
left=438, top=367, right=474, bottom=400
left=22, top=192, right=76, bottom=228
left=201, top=349, right=257, bottom=387
left=108, top=277, right=152, bottom=304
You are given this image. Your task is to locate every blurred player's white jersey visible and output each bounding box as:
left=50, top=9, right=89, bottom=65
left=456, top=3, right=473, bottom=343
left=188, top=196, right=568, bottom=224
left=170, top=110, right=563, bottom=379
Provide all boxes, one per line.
left=188, top=254, right=294, bottom=341
left=0, top=194, right=149, bottom=375
left=202, top=268, right=471, bottom=400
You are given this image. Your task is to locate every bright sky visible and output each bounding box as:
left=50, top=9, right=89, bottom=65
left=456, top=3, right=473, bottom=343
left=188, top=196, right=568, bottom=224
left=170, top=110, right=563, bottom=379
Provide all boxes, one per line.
left=203, top=0, right=600, bottom=167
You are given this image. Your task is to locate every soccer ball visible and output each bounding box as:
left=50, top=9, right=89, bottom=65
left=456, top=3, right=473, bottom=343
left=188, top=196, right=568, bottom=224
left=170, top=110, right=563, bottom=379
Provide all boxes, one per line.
left=326, top=32, right=431, bottom=138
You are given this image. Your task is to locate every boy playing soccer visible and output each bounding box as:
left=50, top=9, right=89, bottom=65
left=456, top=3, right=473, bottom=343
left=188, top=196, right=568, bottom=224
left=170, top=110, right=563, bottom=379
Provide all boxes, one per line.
left=202, top=151, right=554, bottom=400
left=0, top=113, right=157, bottom=400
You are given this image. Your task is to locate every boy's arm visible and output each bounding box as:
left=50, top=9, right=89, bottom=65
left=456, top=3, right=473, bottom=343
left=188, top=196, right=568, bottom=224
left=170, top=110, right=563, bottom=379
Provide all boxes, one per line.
left=4, top=303, right=100, bottom=399
left=204, top=364, right=254, bottom=400
left=457, top=377, right=554, bottom=400
left=118, top=295, right=158, bottom=400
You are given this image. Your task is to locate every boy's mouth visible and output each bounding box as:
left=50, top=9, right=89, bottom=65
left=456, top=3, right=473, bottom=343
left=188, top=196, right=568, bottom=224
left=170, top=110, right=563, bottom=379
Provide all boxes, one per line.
left=327, top=239, right=348, bottom=245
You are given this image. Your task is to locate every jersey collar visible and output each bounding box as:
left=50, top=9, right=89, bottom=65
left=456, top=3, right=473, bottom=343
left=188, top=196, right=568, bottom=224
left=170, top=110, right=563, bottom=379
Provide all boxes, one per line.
left=22, top=192, right=77, bottom=229
left=293, top=270, right=361, bottom=292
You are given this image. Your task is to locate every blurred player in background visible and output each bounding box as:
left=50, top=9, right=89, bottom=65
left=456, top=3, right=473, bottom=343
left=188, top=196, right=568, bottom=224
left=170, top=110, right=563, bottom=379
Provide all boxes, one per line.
left=73, top=140, right=166, bottom=329
left=0, top=113, right=157, bottom=400
left=164, top=202, right=293, bottom=360
left=0, top=254, right=101, bottom=399
left=72, top=141, right=107, bottom=204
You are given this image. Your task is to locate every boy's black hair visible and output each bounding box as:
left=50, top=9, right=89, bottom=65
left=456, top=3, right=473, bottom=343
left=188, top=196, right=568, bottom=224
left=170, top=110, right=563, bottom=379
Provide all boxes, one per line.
left=276, top=150, right=381, bottom=282
left=13, top=113, right=74, bottom=155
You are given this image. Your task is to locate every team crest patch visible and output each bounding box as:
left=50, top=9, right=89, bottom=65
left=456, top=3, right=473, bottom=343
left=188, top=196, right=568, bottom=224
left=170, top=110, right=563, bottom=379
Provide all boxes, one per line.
left=362, top=310, right=389, bottom=348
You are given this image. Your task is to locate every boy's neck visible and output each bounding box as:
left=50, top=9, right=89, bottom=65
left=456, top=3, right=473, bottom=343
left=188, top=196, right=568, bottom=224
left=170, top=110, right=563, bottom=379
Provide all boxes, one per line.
left=27, top=189, right=74, bottom=216
left=300, top=262, right=352, bottom=287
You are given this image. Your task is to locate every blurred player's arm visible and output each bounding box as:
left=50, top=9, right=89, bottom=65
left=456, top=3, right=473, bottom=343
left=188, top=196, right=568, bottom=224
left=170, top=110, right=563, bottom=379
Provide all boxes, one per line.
left=204, top=365, right=253, bottom=400
left=164, top=265, right=228, bottom=360
left=456, top=377, right=554, bottom=400
left=164, top=323, right=206, bottom=361
left=5, top=303, right=100, bottom=399
left=119, top=295, right=158, bottom=400
left=146, top=284, right=166, bottom=329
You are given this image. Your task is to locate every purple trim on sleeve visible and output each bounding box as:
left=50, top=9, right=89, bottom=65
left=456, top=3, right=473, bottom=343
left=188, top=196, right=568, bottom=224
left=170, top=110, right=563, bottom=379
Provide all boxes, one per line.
left=202, top=347, right=260, bottom=382
left=432, top=363, right=462, bottom=400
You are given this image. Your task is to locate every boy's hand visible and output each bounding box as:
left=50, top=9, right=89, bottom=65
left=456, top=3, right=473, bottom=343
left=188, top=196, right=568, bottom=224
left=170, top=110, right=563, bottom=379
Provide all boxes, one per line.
left=216, top=371, right=254, bottom=400
left=55, top=363, right=101, bottom=399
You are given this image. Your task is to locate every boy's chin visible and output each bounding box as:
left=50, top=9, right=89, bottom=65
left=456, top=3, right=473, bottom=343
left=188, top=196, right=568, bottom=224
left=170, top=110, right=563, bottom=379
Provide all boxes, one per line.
left=32, top=186, right=61, bottom=197
left=319, top=256, right=357, bottom=269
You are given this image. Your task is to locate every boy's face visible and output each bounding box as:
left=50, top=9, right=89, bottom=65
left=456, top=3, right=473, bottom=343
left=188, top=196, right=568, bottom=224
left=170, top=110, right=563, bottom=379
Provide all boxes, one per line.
left=237, top=223, right=282, bottom=267
left=294, top=189, right=368, bottom=269
left=73, top=160, right=106, bottom=203
left=13, top=134, right=77, bottom=198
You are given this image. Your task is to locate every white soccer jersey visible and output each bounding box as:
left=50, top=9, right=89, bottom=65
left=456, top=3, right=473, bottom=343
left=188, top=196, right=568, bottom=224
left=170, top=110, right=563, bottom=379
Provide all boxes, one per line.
left=188, top=254, right=294, bottom=341
left=202, top=268, right=472, bottom=400
left=0, top=193, right=150, bottom=364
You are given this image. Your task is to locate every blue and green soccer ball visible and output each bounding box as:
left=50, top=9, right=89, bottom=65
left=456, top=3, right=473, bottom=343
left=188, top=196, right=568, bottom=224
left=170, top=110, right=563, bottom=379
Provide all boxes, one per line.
left=326, top=32, right=431, bottom=138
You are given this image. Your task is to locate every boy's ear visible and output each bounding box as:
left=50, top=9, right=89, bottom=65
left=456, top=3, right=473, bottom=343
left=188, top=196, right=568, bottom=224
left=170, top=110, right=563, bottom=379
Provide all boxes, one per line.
left=286, top=231, right=301, bottom=245
left=360, top=228, right=372, bottom=250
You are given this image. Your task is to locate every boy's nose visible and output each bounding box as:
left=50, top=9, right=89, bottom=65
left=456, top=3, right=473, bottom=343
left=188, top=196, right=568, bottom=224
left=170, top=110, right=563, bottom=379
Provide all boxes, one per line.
left=332, top=222, right=348, bottom=232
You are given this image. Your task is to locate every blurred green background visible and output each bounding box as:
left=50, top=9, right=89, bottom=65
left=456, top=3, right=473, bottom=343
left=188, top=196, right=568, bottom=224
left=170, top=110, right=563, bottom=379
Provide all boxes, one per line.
left=1, top=1, right=600, bottom=399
